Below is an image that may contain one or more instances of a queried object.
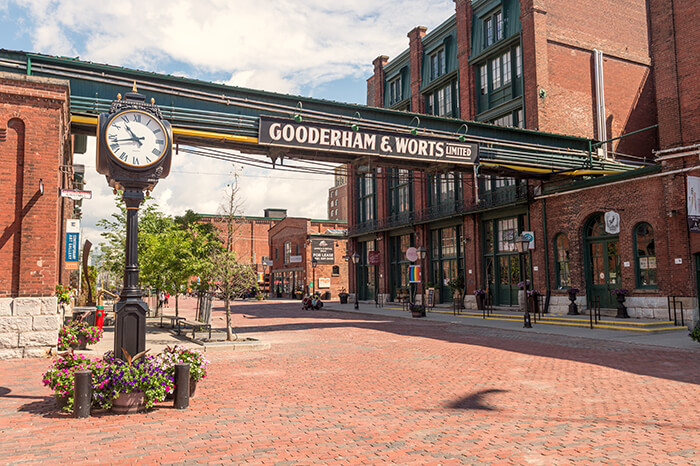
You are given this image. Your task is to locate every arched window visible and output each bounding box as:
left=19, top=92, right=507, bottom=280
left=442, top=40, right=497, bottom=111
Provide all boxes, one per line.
left=634, top=223, right=657, bottom=288
left=554, top=233, right=570, bottom=289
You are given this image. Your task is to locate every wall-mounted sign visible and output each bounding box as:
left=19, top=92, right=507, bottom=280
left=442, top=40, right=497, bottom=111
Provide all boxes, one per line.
left=522, top=231, right=535, bottom=249
left=409, top=265, right=421, bottom=283
left=406, top=247, right=418, bottom=262
left=259, top=116, right=479, bottom=166
left=65, top=219, right=80, bottom=265
left=368, top=250, right=381, bottom=265
left=318, top=277, right=331, bottom=288
left=311, top=239, right=335, bottom=264
left=290, top=255, right=303, bottom=263
left=60, top=189, right=92, bottom=200
left=604, top=211, right=620, bottom=234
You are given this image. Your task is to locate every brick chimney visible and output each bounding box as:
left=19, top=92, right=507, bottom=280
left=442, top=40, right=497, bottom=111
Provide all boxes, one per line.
left=407, top=26, right=427, bottom=113
left=367, top=55, right=389, bottom=107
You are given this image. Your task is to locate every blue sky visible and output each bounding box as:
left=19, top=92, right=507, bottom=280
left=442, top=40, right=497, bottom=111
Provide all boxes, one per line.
left=0, top=0, right=456, bottom=245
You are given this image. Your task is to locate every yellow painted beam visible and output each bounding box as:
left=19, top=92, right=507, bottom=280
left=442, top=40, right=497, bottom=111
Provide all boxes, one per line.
left=479, top=161, right=623, bottom=176
left=71, top=114, right=258, bottom=144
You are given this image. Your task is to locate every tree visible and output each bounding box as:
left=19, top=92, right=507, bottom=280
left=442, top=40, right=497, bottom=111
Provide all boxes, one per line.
left=202, top=178, right=257, bottom=341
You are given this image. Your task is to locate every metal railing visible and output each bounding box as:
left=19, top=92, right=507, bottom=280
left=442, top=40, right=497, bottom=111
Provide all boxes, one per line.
left=668, top=296, right=685, bottom=326
left=590, top=296, right=601, bottom=329
left=348, top=184, right=529, bottom=236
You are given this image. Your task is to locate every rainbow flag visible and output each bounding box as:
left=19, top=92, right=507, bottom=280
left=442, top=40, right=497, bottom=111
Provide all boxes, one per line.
left=409, top=265, right=421, bottom=283
left=257, top=272, right=264, bottom=283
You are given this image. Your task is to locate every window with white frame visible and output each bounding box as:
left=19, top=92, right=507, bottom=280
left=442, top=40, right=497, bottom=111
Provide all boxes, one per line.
left=389, top=76, right=402, bottom=105
left=284, top=241, right=291, bottom=264
left=480, top=64, right=488, bottom=95
left=502, top=51, right=511, bottom=85
left=484, top=11, right=503, bottom=48
left=430, top=48, right=446, bottom=80
left=516, top=45, right=522, bottom=78
left=491, top=56, right=501, bottom=89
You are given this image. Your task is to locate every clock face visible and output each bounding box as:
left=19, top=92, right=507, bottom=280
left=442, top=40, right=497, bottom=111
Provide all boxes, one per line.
left=105, top=110, right=168, bottom=168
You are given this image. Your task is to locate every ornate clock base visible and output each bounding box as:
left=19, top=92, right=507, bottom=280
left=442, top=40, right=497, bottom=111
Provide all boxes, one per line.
left=113, top=297, right=148, bottom=360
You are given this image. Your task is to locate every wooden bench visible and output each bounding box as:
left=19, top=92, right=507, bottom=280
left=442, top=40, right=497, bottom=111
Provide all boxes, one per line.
left=176, top=291, right=214, bottom=339
left=160, top=314, right=184, bottom=329
left=176, top=319, right=212, bottom=339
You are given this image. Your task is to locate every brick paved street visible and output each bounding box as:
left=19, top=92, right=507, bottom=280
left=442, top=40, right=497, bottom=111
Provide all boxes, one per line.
left=1, top=299, right=699, bottom=465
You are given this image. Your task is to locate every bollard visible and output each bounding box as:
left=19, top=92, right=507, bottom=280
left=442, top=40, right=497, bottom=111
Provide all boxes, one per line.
left=74, top=370, right=92, bottom=418
left=174, top=363, right=190, bottom=409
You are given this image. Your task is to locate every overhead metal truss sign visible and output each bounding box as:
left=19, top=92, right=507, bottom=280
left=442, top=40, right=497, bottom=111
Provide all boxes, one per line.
left=259, top=116, right=478, bottom=166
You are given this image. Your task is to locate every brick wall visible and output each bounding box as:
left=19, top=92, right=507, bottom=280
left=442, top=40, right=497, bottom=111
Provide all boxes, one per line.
left=529, top=163, right=694, bottom=312
left=520, top=0, right=657, bottom=159
left=649, top=0, right=700, bottom=148
left=0, top=73, right=71, bottom=358
left=0, top=74, right=71, bottom=298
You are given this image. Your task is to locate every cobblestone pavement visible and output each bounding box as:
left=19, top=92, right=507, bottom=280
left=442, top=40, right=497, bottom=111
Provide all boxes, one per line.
left=1, top=299, right=699, bottom=465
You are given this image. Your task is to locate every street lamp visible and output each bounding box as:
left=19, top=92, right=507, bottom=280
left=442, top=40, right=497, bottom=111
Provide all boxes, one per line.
left=351, top=252, right=360, bottom=309
left=416, top=246, right=427, bottom=305
left=262, top=263, right=268, bottom=297
left=514, top=234, right=532, bottom=328
left=311, top=257, right=318, bottom=297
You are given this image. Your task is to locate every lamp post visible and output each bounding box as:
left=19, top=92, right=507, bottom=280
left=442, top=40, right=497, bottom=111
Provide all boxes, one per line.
left=262, top=263, right=268, bottom=297
left=351, top=252, right=360, bottom=309
left=514, top=234, right=532, bottom=328
left=311, top=257, right=318, bottom=297
left=417, top=246, right=427, bottom=305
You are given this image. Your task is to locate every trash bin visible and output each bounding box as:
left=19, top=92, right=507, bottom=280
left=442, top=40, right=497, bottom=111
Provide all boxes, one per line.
left=323, top=291, right=331, bottom=300
left=339, top=294, right=348, bottom=304
left=72, top=307, right=96, bottom=326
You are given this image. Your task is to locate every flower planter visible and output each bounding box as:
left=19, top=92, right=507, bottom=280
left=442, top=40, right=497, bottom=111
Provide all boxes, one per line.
left=475, top=294, right=485, bottom=310
left=615, top=294, right=630, bottom=319
left=70, top=341, right=88, bottom=351
left=112, top=391, right=146, bottom=414
left=166, top=377, right=199, bottom=399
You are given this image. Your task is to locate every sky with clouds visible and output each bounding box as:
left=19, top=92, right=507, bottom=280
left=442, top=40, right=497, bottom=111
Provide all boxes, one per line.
left=0, top=0, right=456, bottom=246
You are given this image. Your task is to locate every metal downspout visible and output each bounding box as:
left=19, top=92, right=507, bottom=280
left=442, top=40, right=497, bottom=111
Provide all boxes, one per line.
left=542, top=197, right=551, bottom=313
left=26, top=55, right=31, bottom=75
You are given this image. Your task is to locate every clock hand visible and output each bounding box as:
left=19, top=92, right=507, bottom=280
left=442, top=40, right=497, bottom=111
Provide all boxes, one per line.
left=124, top=124, right=144, bottom=147
left=116, top=138, right=145, bottom=143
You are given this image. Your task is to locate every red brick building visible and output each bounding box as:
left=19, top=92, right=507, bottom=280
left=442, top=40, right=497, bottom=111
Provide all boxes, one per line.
left=269, top=217, right=348, bottom=299
left=328, top=165, right=348, bottom=221
left=356, top=0, right=698, bottom=326
left=0, top=73, right=76, bottom=357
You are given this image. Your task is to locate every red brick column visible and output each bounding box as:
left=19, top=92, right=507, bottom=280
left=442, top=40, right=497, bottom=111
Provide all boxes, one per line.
left=408, top=26, right=427, bottom=114
left=454, top=0, right=477, bottom=120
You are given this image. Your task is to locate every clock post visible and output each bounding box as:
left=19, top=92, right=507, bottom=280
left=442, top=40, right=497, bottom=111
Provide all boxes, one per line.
left=97, top=86, right=172, bottom=361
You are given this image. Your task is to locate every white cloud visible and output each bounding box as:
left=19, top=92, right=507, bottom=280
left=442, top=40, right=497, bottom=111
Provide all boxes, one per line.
left=9, top=0, right=455, bottom=94
left=8, top=0, right=457, bottom=242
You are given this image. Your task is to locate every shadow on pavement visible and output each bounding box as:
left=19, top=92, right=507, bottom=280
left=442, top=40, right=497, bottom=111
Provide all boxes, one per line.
left=446, top=389, right=508, bottom=411
left=223, top=301, right=700, bottom=387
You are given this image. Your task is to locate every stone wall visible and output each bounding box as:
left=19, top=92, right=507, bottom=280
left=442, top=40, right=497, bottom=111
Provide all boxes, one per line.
left=0, top=296, right=59, bottom=359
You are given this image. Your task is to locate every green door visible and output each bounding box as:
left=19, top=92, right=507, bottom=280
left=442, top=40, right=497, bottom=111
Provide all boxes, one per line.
left=585, top=214, right=620, bottom=309
left=497, top=255, right=520, bottom=305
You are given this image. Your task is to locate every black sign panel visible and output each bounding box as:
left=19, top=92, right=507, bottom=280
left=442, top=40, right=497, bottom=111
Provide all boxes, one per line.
left=259, top=116, right=478, bottom=165
left=311, top=239, right=335, bottom=264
